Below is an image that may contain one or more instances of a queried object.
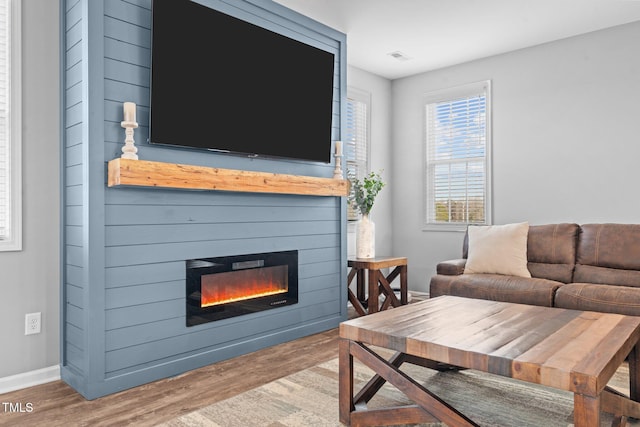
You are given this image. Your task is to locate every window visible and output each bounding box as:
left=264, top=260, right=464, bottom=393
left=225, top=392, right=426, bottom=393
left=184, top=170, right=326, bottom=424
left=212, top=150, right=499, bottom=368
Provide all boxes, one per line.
left=345, top=88, right=370, bottom=181
left=0, top=0, right=21, bottom=251
left=345, top=88, right=370, bottom=220
left=424, top=81, right=491, bottom=230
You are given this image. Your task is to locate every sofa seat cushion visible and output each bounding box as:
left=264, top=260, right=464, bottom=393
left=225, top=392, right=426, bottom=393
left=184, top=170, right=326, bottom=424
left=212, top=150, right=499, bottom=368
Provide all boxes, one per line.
left=555, top=283, right=640, bottom=316
left=430, top=273, right=562, bottom=307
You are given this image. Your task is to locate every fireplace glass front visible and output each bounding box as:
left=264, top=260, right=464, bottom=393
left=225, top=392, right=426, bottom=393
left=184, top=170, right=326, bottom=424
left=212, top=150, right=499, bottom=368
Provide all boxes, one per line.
left=186, top=250, right=298, bottom=326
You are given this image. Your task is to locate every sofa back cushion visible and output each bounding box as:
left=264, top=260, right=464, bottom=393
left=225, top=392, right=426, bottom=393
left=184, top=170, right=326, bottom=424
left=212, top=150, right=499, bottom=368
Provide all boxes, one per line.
left=574, top=223, right=640, bottom=287
left=463, top=223, right=579, bottom=283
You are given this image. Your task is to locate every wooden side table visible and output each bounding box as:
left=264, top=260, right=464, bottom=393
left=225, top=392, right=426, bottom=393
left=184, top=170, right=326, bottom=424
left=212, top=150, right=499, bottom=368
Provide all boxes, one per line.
left=347, top=256, right=408, bottom=316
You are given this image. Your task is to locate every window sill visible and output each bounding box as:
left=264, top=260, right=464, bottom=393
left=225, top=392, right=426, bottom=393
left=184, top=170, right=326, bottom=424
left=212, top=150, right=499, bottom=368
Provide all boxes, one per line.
left=422, top=223, right=470, bottom=232
left=0, top=238, right=22, bottom=252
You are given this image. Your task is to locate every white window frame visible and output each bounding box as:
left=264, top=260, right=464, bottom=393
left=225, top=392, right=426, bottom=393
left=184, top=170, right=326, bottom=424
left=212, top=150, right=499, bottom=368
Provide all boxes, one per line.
left=345, top=87, right=371, bottom=221
left=0, top=0, right=22, bottom=251
left=423, top=80, right=492, bottom=231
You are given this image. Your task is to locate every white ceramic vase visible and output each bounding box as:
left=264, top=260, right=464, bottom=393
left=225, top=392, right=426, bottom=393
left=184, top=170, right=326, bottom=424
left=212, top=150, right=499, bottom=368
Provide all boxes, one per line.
left=356, top=214, right=375, bottom=258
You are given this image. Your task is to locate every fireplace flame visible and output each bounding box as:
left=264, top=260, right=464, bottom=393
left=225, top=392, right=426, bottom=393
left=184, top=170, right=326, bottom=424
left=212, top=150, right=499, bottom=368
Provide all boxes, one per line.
left=202, top=288, right=287, bottom=307
left=200, top=265, right=288, bottom=308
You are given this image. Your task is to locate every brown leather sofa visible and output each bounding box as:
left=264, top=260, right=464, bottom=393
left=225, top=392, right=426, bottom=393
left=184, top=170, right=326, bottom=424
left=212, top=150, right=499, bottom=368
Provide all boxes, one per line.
left=430, top=223, right=640, bottom=315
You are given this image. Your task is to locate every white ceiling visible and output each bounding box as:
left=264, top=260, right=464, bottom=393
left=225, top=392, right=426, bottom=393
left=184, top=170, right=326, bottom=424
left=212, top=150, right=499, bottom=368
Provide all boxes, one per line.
left=274, top=0, right=640, bottom=80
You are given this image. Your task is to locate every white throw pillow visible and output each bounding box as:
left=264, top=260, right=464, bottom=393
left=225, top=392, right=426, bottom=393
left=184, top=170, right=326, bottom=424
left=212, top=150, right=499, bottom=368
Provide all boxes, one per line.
left=464, top=222, right=531, bottom=278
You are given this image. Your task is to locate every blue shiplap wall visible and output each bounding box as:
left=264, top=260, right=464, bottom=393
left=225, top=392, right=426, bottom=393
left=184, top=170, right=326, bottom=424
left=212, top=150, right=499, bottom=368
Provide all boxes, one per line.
left=61, top=0, right=347, bottom=399
left=63, top=0, right=86, bottom=381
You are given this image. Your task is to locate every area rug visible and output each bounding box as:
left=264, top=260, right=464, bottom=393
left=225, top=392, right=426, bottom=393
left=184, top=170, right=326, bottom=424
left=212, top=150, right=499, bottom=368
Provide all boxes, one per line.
left=159, top=355, right=638, bottom=427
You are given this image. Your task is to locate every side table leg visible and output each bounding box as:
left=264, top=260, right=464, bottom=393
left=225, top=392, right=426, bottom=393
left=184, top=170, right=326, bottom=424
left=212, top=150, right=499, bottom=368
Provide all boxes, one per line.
left=368, top=269, right=379, bottom=314
left=401, top=265, right=408, bottom=305
left=357, top=268, right=365, bottom=303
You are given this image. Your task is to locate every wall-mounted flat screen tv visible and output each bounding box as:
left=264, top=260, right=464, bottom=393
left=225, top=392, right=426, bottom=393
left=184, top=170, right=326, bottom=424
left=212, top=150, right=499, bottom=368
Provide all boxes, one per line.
left=149, top=0, right=336, bottom=163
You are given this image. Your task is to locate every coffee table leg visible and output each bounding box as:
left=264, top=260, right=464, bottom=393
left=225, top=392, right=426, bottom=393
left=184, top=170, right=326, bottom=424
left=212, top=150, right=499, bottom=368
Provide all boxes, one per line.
left=574, top=394, right=600, bottom=427
left=339, top=339, right=354, bottom=425
left=630, top=344, right=640, bottom=402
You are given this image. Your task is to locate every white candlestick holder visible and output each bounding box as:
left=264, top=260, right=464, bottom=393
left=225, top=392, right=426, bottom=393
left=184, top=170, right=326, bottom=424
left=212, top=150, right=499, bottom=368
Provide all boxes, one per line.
left=333, top=152, right=343, bottom=179
left=120, top=120, right=139, bottom=160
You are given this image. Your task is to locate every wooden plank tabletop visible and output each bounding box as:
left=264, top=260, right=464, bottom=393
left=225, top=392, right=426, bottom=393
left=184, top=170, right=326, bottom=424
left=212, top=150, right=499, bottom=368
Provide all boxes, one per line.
left=339, top=295, right=640, bottom=396
left=347, top=256, right=407, bottom=270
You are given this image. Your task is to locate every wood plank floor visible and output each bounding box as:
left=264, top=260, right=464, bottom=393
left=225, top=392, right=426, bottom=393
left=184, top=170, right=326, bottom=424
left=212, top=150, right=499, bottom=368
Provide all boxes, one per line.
left=0, top=328, right=341, bottom=426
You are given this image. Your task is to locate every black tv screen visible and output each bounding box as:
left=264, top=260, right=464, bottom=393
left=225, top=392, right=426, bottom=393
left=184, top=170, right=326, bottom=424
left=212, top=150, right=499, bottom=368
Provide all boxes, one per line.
left=150, top=0, right=336, bottom=163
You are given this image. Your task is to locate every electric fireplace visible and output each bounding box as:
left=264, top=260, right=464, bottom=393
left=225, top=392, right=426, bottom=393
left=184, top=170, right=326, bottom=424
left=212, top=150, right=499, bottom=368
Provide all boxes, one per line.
left=186, top=250, right=298, bottom=326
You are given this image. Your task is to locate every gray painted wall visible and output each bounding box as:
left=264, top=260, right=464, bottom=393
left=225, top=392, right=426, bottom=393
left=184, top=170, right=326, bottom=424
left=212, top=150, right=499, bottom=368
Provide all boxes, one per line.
left=391, top=21, right=640, bottom=292
left=0, top=0, right=60, bottom=378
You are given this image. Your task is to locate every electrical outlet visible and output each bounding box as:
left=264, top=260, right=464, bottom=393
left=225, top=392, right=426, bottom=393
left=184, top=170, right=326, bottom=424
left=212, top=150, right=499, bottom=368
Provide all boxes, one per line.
left=25, top=312, right=41, bottom=335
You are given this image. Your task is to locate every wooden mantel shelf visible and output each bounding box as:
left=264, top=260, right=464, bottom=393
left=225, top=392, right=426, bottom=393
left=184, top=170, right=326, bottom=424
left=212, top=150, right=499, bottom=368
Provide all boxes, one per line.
left=107, top=158, right=349, bottom=197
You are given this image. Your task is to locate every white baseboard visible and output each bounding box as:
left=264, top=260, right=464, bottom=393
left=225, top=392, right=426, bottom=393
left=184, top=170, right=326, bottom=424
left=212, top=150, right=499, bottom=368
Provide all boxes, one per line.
left=0, top=365, right=60, bottom=394
left=409, top=290, right=430, bottom=300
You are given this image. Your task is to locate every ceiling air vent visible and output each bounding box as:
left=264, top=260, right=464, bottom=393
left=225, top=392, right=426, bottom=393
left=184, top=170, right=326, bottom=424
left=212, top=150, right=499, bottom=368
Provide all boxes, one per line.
left=388, top=51, right=412, bottom=61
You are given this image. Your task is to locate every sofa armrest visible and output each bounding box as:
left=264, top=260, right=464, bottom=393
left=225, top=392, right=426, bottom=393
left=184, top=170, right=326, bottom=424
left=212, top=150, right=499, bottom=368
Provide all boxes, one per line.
left=436, top=259, right=466, bottom=276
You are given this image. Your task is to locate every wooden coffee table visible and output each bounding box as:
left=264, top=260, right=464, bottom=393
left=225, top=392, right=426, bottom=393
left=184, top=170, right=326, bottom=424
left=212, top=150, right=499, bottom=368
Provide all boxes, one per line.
left=339, top=296, right=640, bottom=427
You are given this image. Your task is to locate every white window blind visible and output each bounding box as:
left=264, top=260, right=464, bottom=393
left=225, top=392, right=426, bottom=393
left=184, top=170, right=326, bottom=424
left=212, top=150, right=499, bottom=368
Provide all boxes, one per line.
left=345, top=94, right=368, bottom=180
left=424, top=81, right=491, bottom=229
left=0, top=0, right=21, bottom=251
left=345, top=89, right=370, bottom=220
